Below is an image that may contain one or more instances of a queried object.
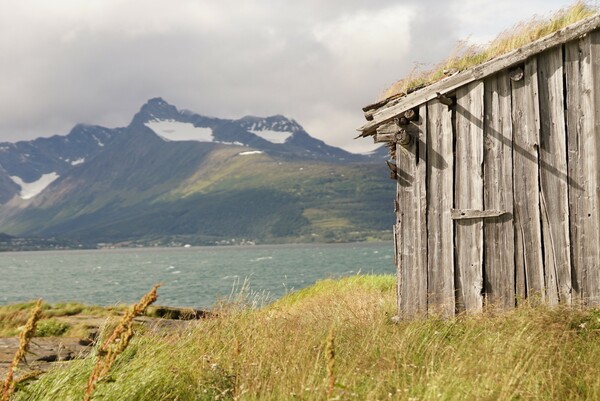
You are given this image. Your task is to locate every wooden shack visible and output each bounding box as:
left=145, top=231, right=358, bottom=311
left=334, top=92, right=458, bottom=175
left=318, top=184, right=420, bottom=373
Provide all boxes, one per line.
left=358, top=14, right=600, bottom=318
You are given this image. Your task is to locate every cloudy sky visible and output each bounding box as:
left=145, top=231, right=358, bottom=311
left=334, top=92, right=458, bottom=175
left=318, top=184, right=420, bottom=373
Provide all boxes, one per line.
left=0, top=0, right=578, bottom=153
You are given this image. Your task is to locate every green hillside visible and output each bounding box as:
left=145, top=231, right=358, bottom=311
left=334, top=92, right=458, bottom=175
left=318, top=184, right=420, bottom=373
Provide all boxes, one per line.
left=3, top=144, right=393, bottom=246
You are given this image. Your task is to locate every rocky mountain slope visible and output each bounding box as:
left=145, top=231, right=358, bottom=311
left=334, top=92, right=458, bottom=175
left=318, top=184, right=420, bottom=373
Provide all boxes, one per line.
left=0, top=98, right=392, bottom=247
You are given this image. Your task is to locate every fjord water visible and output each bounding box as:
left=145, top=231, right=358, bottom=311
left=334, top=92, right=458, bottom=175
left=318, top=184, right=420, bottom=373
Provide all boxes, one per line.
left=0, top=242, right=393, bottom=308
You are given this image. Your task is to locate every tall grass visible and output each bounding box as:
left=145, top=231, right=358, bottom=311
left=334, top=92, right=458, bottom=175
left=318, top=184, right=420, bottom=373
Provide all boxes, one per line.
left=2, top=299, right=42, bottom=401
left=10, top=275, right=600, bottom=400
left=84, top=284, right=160, bottom=401
left=382, top=1, right=598, bottom=100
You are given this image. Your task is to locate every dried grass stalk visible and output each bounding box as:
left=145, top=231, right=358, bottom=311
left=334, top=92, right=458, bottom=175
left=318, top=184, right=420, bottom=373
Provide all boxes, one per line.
left=325, top=327, right=335, bottom=400
left=1, top=299, right=43, bottom=401
left=83, top=284, right=160, bottom=401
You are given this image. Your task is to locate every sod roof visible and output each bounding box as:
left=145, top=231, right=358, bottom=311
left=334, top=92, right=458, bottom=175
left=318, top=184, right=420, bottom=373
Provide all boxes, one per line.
left=360, top=2, right=600, bottom=137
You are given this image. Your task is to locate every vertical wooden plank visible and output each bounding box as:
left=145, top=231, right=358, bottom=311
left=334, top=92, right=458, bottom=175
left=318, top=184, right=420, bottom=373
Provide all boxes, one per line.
left=587, top=32, right=600, bottom=306
left=395, top=158, right=406, bottom=316
left=393, top=221, right=399, bottom=314
left=565, top=39, right=584, bottom=302
left=483, top=71, right=515, bottom=309
left=537, top=47, right=572, bottom=306
left=566, top=33, right=600, bottom=306
left=394, top=221, right=402, bottom=315
left=395, top=149, right=407, bottom=315
left=396, top=109, right=428, bottom=318
left=393, top=224, right=398, bottom=268
left=426, top=99, right=455, bottom=317
left=511, top=58, right=545, bottom=302
left=415, top=104, right=428, bottom=316
left=454, top=81, right=484, bottom=314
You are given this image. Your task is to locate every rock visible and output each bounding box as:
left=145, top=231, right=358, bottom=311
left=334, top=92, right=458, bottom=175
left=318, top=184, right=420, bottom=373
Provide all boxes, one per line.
left=0, top=337, right=93, bottom=377
left=149, top=305, right=211, bottom=320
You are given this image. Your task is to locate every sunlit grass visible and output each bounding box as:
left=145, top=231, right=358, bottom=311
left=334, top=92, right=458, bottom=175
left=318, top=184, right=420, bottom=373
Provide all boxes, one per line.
left=8, top=274, right=600, bottom=400
left=0, top=302, right=124, bottom=337
left=302, top=208, right=352, bottom=230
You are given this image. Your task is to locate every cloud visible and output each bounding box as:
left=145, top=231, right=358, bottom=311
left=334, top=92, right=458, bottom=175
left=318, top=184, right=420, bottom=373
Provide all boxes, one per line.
left=0, top=0, right=572, bottom=152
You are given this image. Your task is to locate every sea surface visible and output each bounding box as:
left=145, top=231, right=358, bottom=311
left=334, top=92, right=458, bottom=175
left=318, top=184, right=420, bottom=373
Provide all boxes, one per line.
left=0, top=242, right=394, bottom=308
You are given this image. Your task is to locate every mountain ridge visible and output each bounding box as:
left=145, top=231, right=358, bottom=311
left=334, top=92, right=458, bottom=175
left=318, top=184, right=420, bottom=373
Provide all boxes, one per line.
left=0, top=98, right=392, bottom=247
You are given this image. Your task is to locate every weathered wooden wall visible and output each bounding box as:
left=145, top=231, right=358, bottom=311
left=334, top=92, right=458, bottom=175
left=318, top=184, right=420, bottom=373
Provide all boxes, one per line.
left=394, top=33, right=600, bottom=316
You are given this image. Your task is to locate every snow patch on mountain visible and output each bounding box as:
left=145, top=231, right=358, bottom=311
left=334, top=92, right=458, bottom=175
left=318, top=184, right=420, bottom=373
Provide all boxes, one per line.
left=218, top=140, right=245, bottom=146
left=240, top=117, right=302, bottom=133
left=9, top=172, right=60, bottom=200
left=145, top=120, right=215, bottom=142
left=71, top=158, right=85, bottom=166
left=249, top=130, right=293, bottom=144
left=92, top=135, right=105, bottom=147
left=238, top=150, right=264, bottom=156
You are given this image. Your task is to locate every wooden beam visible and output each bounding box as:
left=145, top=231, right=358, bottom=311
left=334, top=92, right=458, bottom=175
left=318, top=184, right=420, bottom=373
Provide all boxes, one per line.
left=375, top=120, right=400, bottom=143
left=376, top=120, right=401, bottom=135
left=436, top=92, right=454, bottom=106
left=403, top=109, right=417, bottom=121
left=374, top=134, right=395, bottom=143
left=359, top=14, right=600, bottom=136
left=451, top=209, right=508, bottom=220
left=375, top=120, right=416, bottom=145
left=509, top=67, right=524, bottom=81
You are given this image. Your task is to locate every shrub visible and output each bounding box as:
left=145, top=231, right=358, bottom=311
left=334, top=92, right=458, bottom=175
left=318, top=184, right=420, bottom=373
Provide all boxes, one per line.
left=35, top=319, right=70, bottom=337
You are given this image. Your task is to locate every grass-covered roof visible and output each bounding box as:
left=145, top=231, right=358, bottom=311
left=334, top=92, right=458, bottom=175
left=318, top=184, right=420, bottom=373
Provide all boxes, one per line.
left=360, top=2, right=600, bottom=137
left=381, top=1, right=597, bottom=102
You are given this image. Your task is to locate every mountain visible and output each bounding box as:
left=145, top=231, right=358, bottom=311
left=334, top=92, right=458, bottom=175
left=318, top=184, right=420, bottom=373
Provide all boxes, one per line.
left=0, top=98, right=393, bottom=247
left=134, top=97, right=365, bottom=162
left=0, top=124, right=120, bottom=203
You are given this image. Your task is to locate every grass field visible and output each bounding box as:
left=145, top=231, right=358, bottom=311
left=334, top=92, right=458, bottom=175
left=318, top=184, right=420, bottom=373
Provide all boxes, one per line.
left=0, top=302, right=123, bottom=338
left=4, top=275, right=600, bottom=400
